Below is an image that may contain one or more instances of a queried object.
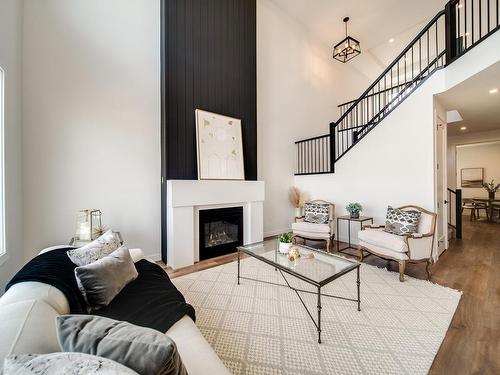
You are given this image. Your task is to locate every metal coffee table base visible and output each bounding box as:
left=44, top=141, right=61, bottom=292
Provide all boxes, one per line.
left=237, top=253, right=361, bottom=344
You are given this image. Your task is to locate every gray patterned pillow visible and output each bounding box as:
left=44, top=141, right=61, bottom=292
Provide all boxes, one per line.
left=384, top=206, right=421, bottom=235
left=67, top=230, right=121, bottom=266
left=3, top=353, right=138, bottom=374
left=57, top=315, right=187, bottom=375
left=304, top=202, right=330, bottom=224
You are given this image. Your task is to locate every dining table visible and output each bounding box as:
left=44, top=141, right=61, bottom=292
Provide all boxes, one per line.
left=473, top=197, right=500, bottom=222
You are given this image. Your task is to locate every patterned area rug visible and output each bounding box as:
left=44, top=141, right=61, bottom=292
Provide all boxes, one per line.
left=172, top=257, right=461, bottom=375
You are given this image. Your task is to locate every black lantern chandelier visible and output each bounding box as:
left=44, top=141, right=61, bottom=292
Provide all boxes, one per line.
left=333, top=17, right=361, bottom=63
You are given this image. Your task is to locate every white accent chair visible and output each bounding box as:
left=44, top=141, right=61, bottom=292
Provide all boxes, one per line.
left=357, top=205, right=437, bottom=282
left=291, top=200, right=335, bottom=252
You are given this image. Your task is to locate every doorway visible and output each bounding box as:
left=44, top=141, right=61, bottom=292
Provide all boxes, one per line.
left=435, top=115, right=448, bottom=256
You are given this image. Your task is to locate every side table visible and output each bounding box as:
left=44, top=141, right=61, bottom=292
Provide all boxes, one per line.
left=68, top=231, right=123, bottom=247
left=336, top=215, right=373, bottom=253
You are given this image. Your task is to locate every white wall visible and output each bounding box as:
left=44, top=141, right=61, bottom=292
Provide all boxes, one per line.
left=22, top=0, right=161, bottom=260
left=455, top=141, right=500, bottom=198
left=447, top=129, right=500, bottom=191
left=295, top=73, right=443, bottom=245
left=0, top=0, right=24, bottom=292
left=257, top=0, right=368, bottom=236
left=294, top=30, right=500, bottom=248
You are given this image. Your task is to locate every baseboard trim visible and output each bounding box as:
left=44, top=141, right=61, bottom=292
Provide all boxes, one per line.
left=264, top=228, right=291, bottom=238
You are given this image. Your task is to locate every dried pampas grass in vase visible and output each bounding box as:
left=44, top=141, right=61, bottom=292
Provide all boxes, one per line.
left=289, top=187, right=309, bottom=218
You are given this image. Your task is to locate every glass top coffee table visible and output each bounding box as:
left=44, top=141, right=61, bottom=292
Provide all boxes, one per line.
left=237, top=240, right=361, bottom=344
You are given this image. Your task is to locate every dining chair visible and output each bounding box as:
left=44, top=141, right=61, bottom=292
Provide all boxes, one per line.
left=472, top=200, right=489, bottom=221
left=492, top=203, right=500, bottom=220
left=462, top=199, right=476, bottom=221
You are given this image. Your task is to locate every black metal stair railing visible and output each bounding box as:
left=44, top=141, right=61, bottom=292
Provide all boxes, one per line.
left=294, top=0, right=500, bottom=176
left=331, top=10, right=447, bottom=165
left=447, top=188, right=462, bottom=239
left=295, top=134, right=331, bottom=175
left=446, top=0, right=500, bottom=64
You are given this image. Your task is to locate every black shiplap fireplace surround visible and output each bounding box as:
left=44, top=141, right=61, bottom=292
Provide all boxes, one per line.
left=160, top=0, right=257, bottom=263
left=199, top=207, right=243, bottom=261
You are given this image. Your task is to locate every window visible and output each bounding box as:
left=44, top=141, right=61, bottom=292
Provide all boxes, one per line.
left=0, top=67, right=5, bottom=261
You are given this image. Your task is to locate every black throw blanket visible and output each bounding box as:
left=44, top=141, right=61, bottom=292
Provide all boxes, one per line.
left=6, top=249, right=195, bottom=333
left=5, top=247, right=87, bottom=313
left=95, top=259, right=196, bottom=332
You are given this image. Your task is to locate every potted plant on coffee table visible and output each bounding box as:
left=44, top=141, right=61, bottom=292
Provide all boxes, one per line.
left=346, top=202, right=363, bottom=219
left=278, top=232, right=294, bottom=254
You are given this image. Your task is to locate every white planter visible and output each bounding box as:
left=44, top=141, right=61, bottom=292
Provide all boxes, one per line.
left=295, top=207, right=302, bottom=218
left=279, top=242, right=292, bottom=254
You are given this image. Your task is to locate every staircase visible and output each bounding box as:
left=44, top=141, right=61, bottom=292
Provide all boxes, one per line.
left=295, top=0, right=500, bottom=175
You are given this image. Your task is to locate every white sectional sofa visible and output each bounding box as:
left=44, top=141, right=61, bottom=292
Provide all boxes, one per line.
left=0, top=248, right=229, bottom=374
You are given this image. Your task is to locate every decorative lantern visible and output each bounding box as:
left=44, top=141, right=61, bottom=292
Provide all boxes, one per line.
left=333, top=17, right=361, bottom=63
left=75, top=209, right=103, bottom=241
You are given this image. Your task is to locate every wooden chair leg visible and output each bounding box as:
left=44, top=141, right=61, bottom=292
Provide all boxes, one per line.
left=358, top=245, right=364, bottom=261
left=398, top=260, right=406, bottom=282
left=426, top=259, right=432, bottom=280
left=325, top=239, right=330, bottom=253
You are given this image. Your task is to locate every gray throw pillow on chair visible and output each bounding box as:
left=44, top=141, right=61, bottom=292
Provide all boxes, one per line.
left=74, top=246, right=138, bottom=309
left=384, top=206, right=421, bottom=235
left=56, top=315, right=187, bottom=375
left=303, top=202, right=330, bottom=224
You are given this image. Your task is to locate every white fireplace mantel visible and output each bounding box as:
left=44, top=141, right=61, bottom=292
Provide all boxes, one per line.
left=166, top=180, right=265, bottom=269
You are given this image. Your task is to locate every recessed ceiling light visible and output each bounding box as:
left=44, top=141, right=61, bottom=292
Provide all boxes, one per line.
left=460, top=126, right=467, bottom=130
left=489, top=88, right=498, bottom=94
left=388, top=38, right=395, bottom=43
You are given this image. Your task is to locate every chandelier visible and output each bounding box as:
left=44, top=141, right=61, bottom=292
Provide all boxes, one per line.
left=333, top=17, right=361, bottom=63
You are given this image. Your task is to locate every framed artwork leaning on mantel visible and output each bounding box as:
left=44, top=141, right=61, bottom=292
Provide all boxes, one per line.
left=195, top=109, right=245, bottom=180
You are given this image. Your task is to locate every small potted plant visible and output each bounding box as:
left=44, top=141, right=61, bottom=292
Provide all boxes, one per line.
left=482, top=180, right=500, bottom=200
left=346, top=202, right=363, bottom=219
left=278, top=232, right=294, bottom=254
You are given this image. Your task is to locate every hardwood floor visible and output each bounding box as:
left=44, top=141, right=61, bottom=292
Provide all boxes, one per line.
left=160, top=219, right=499, bottom=374
left=426, top=219, right=499, bottom=375
left=159, top=252, right=239, bottom=278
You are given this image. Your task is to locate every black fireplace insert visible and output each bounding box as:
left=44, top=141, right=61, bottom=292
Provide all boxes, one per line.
left=199, top=206, right=243, bottom=261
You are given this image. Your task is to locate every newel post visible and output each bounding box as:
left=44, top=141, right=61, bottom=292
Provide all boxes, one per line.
left=455, top=188, right=462, bottom=239
left=329, top=122, right=336, bottom=173
left=445, top=1, right=458, bottom=64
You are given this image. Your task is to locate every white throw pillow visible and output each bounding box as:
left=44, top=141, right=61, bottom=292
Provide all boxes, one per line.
left=67, top=230, right=121, bottom=266
left=3, top=353, right=138, bottom=374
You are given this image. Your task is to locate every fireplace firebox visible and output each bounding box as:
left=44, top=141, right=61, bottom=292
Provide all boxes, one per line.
left=199, top=207, right=243, bottom=261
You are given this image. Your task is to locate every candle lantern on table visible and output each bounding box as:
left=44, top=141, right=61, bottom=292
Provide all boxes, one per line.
left=75, top=209, right=103, bottom=241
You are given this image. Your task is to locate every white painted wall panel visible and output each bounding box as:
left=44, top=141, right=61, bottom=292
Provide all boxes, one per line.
left=22, top=0, right=161, bottom=260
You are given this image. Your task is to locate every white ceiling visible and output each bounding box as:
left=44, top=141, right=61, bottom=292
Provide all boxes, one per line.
left=437, top=61, right=500, bottom=136
left=271, top=0, right=448, bottom=80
